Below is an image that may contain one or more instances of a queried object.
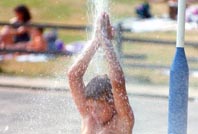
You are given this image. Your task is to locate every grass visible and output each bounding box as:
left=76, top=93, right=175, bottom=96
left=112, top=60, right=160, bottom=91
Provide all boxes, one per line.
left=58, top=31, right=87, bottom=44
left=0, top=56, right=71, bottom=78
left=0, top=0, right=86, bottom=23
left=124, top=30, right=198, bottom=42
left=1, top=39, right=198, bottom=86
left=0, top=0, right=198, bottom=86
left=122, top=41, right=198, bottom=86
left=0, top=0, right=141, bottom=24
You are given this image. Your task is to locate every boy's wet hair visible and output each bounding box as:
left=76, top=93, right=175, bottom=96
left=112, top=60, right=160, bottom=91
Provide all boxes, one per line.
left=85, top=74, right=113, bottom=101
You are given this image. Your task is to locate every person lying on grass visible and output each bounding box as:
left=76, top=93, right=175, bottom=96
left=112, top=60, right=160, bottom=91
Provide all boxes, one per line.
left=1, top=27, right=47, bottom=52
left=68, top=12, right=134, bottom=134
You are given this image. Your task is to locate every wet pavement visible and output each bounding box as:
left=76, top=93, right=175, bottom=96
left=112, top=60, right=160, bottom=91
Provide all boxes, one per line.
left=0, top=87, right=198, bottom=134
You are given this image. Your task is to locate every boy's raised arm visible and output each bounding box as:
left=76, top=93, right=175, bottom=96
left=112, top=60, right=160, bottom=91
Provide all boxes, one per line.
left=101, top=13, right=133, bottom=120
left=68, top=39, right=100, bottom=117
left=103, top=41, right=132, bottom=117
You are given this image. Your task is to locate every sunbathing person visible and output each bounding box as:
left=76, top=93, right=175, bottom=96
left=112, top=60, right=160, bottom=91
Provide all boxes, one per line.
left=4, top=27, right=47, bottom=53
left=68, top=12, right=134, bottom=134
left=0, top=4, right=32, bottom=48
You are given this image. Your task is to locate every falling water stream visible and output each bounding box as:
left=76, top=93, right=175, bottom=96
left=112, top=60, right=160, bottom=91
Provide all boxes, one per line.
left=87, top=0, right=110, bottom=39
left=85, top=0, right=112, bottom=81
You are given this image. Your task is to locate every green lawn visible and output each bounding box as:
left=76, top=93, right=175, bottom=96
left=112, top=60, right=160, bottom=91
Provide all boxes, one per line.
left=122, top=41, right=198, bottom=86
left=0, top=0, right=143, bottom=24
left=1, top=40, right=198, bottom=86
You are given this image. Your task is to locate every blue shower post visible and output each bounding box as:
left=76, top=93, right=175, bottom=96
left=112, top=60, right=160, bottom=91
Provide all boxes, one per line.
left=168, top=0, right=189, bottom=134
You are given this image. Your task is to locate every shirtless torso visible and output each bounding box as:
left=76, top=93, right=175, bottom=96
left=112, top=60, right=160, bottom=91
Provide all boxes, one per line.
left=82, top=114, right=133, bottom=134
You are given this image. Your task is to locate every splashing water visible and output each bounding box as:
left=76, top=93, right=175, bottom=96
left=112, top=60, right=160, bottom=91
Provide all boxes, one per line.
left=85, top=0, right=111, bottom=79
left=87, top=0, right=111, bottom=39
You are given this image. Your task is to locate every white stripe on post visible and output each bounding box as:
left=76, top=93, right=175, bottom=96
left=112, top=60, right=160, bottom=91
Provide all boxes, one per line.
left=176, top=0, right=186, bottom=48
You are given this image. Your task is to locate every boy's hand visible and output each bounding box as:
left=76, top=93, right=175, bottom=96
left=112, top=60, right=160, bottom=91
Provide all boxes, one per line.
left=95, top=12, right=114, bottom=41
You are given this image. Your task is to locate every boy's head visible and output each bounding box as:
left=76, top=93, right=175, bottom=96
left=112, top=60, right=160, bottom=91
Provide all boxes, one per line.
left=31, top=27, right=44, bottom=37
left=85, top=74, right=115, bottom=124
left=85, top=74, right=113, bottom=102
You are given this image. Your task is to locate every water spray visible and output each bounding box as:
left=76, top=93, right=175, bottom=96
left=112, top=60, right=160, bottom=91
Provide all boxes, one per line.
left=168, top=0, right=189, bottom=134
left=87, top=0, right=110, bottom=40
left=85, top=0, right=111, bottom=76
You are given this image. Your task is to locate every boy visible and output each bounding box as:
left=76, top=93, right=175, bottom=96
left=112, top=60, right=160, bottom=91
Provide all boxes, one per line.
left=26, top=27, right=47, bottom=52
left=68, top=12, right=134, bottom=134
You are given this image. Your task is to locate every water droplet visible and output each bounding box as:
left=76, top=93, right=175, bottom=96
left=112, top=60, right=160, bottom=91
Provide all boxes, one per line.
left=4, top=126, right=9, bottom=132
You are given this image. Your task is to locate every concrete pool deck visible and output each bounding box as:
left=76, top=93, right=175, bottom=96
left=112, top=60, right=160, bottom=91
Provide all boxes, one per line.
left=0, top=80, right=198, bottom=134
left=0, top=75, right=198, bottom=134
left=0, top=75, right=197, bottom=100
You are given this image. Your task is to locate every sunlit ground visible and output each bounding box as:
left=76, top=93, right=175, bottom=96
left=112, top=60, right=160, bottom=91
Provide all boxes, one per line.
left=0, top=87, right=197, bottom=134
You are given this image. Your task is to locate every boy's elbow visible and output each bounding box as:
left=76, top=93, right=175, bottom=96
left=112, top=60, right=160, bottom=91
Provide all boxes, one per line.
left=67, top=68, right=82, bottom=81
